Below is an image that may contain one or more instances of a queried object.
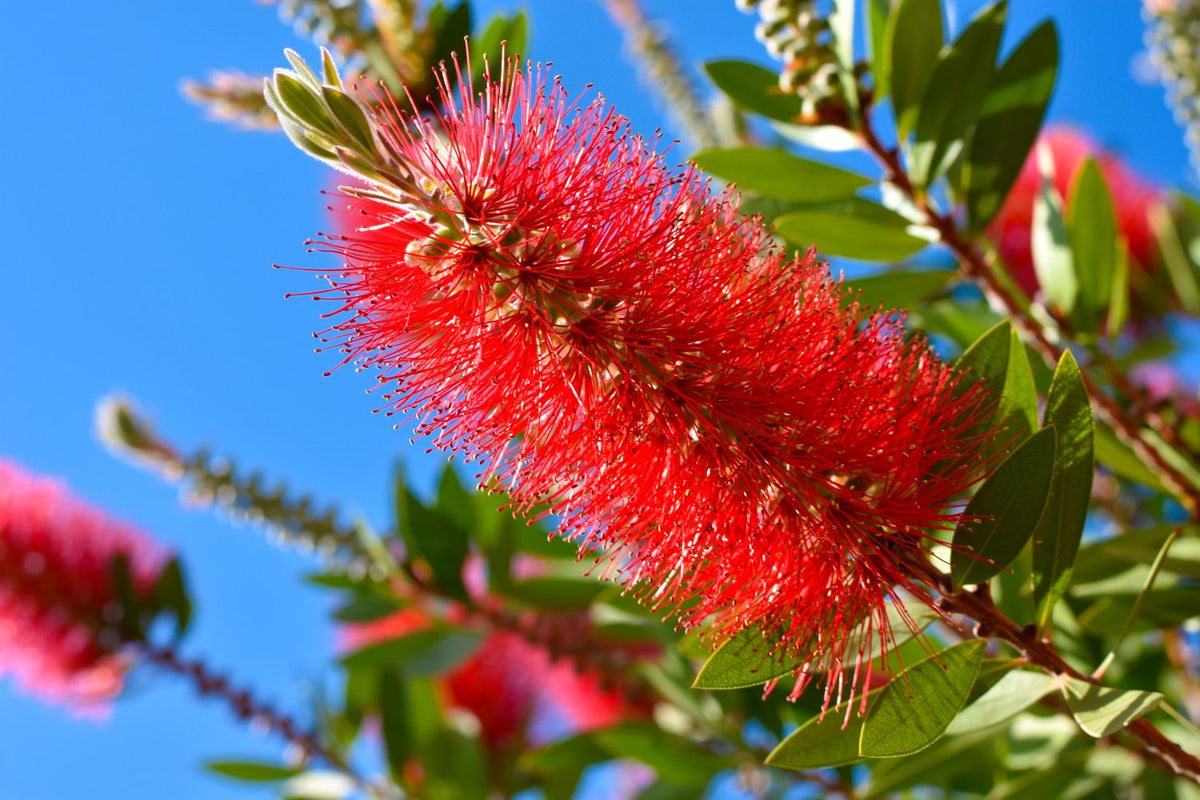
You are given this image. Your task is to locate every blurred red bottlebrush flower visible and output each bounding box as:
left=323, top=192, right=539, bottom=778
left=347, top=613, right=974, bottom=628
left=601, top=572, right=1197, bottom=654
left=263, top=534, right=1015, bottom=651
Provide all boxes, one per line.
left=305, top=60, right=996, bottom=706
left=988, top=125, right=1161, bottom=298
left=0, top=459, right=167, bottom=711
left=339, top=609, right=635, bottom=751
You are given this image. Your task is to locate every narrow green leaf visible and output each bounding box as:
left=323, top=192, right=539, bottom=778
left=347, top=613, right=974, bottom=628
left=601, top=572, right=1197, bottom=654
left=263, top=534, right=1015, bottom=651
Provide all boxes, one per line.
left=394, top=468, right=469, bottom=600
left=1068, top=159, right=1119, bottom=331
left=957, top=320, right=1012, bottom=406
left=952, top=426, right=1057, bottom=587
left=766, top=687, right=885, bottom=770
left=273, top=72, right=338, bottom=137
left=333, top=595, right=405, bottom=623
left=152, top=557, right=193, bottom=639
left=436, top=466, right=475, bottom=537
left=964, top=20, right=1059, bottom=233
left=692, top=627, right=806, bottom=690
left=1031, top=146, right=1078, bottom=311
left=702, top=60, right=802, bottom=122
left=503, top=576, right=609, bottom=611
left=774, top=198, right=928, bottom=262
left=828, top=0, right=858, bottom=119
left=846, top=269, right=956, bottom=310
left=379, top=668, right=413, bottom=776
left=340, top=628, right=446, bottom=669
left=944, top=669, right=1057, bottom=735
left=868, top=0, right=893, bottom=100
left=909, top=2, right=1007, bottom=187
left=321, top=86, right=375, bottom=153
left=859, top=640, right=985, bottom=757
left=1093, top=424, right=1166, bottom=492
left=1063, top=679, right=1163, bottom=738
left=1107, top=243, right=1131, bottom=340
left=594, top=723, right=729, bottom=787
left=205, top=760, right=302, bottom=783
left=886, top=0, right=944, bottom=139
left=428, top=0, right=473, bottom=72
left=1154, top=201, right=1200, bottom=315
left=691, top=147, right=872, bottom=201
left=1001, top=329, right=1039, bottom=442
left=1033, top=352, right=1094, bottom=628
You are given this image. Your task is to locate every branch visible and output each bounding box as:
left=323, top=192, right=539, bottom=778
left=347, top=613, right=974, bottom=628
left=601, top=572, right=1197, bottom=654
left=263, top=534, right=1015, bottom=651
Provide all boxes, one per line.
left=856, top=114, right=1200, bottom=517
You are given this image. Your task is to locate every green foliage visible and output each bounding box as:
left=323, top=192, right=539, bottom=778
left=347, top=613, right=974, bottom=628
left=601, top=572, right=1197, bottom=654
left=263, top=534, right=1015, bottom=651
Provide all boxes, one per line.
left=859, top=640, right=986, bottom=757
left=908, top=2, right=1007, bottom=187
left=774, top=197, right=929, bottom=261
left=951, top=426, right=1056, bottom=588
left=963, top=20, right=1059, bottom=232
left=204, top=759, right=302, bottom=783
left=885, top=0, right=944, bottom=139
left=394, top=466, right=470, bottom=600
left=1032, top=352, right=1094, bottom=628
left=1064, top=680, right=1163, bottom=738
left=690, top=147, right=871, bottom=201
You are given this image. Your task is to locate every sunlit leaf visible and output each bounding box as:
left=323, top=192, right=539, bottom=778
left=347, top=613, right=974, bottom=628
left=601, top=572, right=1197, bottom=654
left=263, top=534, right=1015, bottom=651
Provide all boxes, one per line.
left=1063, top=679, right=1163, bottom=738
left=691, top=147, right=872, bottom=201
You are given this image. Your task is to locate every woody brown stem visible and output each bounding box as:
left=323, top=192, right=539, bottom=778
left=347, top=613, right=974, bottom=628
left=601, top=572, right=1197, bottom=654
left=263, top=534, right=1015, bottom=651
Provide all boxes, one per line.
left=856, top=114, right=1200, bottom=517
left=904, top=556, right=1200, bottom=784
left=139, top=642, right=386, bottom=793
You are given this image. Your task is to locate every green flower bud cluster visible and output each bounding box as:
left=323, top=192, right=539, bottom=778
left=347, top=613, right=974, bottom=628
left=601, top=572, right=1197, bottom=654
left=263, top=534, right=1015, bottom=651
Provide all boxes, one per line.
left=1146, top=0, right=1200, bottom=176
left=736, top=0, right=857, bottom=120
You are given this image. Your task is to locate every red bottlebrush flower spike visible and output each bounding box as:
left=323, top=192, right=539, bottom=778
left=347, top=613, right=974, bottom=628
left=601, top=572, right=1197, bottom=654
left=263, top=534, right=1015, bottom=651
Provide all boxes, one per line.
left=297, top=58, right=997, bottom=709
left=988, top=125, right=1161, bottom=298
left=339, top=608, right=639, bottom=753
left=0, top=459, right=167, bottom=711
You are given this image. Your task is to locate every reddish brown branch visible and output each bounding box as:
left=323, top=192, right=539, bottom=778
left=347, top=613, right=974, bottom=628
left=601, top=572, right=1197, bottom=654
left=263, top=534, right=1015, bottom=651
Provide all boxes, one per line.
left=856, top=115, right=1200, bottom=517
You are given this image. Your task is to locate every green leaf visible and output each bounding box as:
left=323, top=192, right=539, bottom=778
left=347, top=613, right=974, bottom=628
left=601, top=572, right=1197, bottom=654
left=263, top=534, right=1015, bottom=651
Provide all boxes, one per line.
left=691, top=147, right=872, bottom=201
left=1068, top=159, right=1120, bottom=331
left=1074, top=585, right=1200, bottom=635
left=702, top=60, right=801, bottom=122
left=321, top=86, right=375, bottom=153
left=428, top=1, right=473, bottom=72
left=471, top=10, right=529, bottom=78
left=859, top=640, right=985, bottom=757
left=379, top=668, right=414, bottom=775
left=333, top=595, right=405, bottom=623
left=1031, top=145, right=1078, bottom=311
left=944, top=669, right=1057, bottom=735
left=692, top=627, right=806, bottom=691
left=204, top=760, right=302, bottom=783
left=846, top=269, right=956, bottom=310
left=1063, top=679, right=1163, bottom=738
left=1093, top=424, right=1166, bottom=492
left=152, top=557, right=193, bottom=639
left=339, top=627, right=477, bottom=671
left=828, top=0, right=858, bottom=120
left=963, top=20, right=1059, bottom=233
left=521, top=731, right=611, bottom=775
left=774, top=198, right=928, bottom=262
left=951, top=426, right=1056, bottom=587
left=957, top=320, right=1013, bottom=407
left=503, top=576, right=609, bottom=611
left=1107, top=244, right=1131, bottom=340
left=593, top=723, right=729, bottom=787
left=1154, top=200, right=1200, bottom=315
left=868, top=0, right=893, bottom=100
left=273, top=72, right=337, bottom=137
left=886, top=0, right=944, bottom=139
left=1033, top=351, right=1094, bottom=628
left=909, top=2, right=1007, bottom=187
left=766, top=688, right=884, bottom=770
left=394, top=467, right=469, bottom=600
left=1001, top=329, right=1040, bottom=442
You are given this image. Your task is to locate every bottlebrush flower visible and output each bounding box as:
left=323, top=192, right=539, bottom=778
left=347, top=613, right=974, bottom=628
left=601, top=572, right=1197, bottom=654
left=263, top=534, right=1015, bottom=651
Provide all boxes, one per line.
left=0, top=459, right=167, bottom=711
left=339, top=609, right=636, bottom=752
left=988, top=125, right=1161, bottom=298
left=279, top=54, right=996, bottom=707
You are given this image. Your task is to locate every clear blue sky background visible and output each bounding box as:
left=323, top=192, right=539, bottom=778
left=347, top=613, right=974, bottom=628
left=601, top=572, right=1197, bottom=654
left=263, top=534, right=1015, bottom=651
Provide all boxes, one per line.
left=0, top=2, right=1192, bottom=798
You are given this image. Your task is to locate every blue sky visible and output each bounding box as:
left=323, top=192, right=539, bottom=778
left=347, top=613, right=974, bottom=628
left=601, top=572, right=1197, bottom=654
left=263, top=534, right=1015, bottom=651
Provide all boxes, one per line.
left=0, top=2, right=1192, bottom=798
